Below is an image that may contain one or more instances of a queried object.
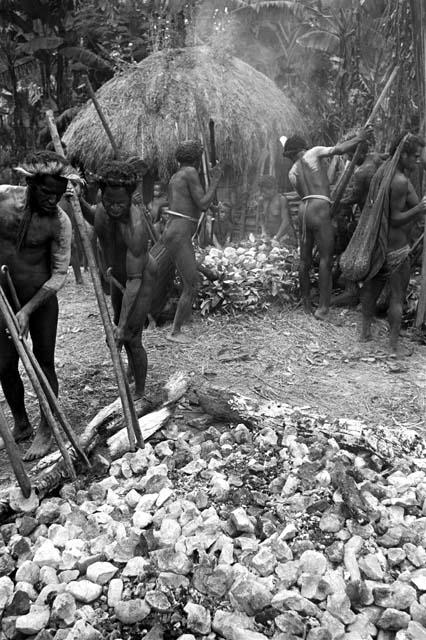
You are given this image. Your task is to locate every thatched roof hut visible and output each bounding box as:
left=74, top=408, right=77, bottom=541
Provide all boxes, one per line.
left=64, top=46, right=307, bottom=234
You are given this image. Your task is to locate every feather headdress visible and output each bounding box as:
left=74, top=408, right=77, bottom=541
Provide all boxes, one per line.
left=14, top=152, right=83, bottom=183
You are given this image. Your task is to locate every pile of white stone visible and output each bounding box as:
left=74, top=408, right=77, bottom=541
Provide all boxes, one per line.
left=1, top=414, right=426, bottom=640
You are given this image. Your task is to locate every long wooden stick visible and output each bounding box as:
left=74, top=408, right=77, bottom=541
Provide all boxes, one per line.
left=45, top=113, right=143, bottom=450
left=0, top=288, right=77, bottom=479
left=1, top=266, right=91, bottom=468
left=416, top=8, right=426, bottom=328
left=330, top=65, right=400, bottom=217
left=84, top=76, right=120, bottom=157
left=0, top=403, right=32, bottom=498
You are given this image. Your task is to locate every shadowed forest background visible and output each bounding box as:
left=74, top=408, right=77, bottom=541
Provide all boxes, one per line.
left=0, top=0, right=424, bottom=174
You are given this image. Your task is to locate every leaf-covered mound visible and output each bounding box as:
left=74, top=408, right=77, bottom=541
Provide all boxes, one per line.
left=196, top=237, right=300, bottom=315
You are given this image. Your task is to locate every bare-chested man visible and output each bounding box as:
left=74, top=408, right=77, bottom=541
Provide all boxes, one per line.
left=80, top=161, right=156, bottom=396
left=0, top=151, right=74, bottom=460
left=283, top=128, right=372, bottom=319
left=258, top=175, right=295, bottom=244
left=359, top=133, right=426, bottom=353
left=162, top=140, right=222, bottom=343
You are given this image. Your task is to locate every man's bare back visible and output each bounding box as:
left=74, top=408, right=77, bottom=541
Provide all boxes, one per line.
left=160, top=140, right=222, bottom=343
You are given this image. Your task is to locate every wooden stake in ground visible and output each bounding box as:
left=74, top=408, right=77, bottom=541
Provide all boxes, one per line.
left=0, top=403, right=32, bottom=498
left=45, top=111, right=143, bottom=451
left=0, top=286, right=77, bottom=479
left=1, top=266, right=91, bottom=469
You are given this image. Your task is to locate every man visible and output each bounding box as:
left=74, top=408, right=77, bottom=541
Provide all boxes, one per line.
left=348, top=133, right=426, bottom=353
left=0, top=151, right=74, bottom=460
left=257, top=175, right=295, bottom=244
left=162, top=140, right=222, bottom=343
left=283, top=128, right=372, bottom=319
left=211, top=201, right=233, bottom=248
left=81, top=160, right=156, bottom=396
left=332, top=148, right=384, bottom=306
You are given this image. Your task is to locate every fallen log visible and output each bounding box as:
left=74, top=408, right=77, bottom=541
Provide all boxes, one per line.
left=0, top=372, right=189, bottom=522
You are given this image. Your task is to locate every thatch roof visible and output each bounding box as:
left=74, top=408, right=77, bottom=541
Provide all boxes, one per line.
left=64, top=46, right=307, bottom=182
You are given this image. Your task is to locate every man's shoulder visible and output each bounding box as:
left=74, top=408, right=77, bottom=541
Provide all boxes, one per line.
left=176, top=165, right=198, bottom=179
left=390, top=170, right=409, bottom=193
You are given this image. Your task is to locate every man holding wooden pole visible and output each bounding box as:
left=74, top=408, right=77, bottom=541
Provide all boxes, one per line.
left=0, top=151, right=76, bottom=460
left=162, top=139, right=222, bottom=344
left=283, top=127, right=373, bottom=320
left=342, top=133, right=426, bottom=354
left=80, top=160, right=157, bottom=397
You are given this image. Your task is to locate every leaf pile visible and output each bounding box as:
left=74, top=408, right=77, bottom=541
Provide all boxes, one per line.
left=196, top=237, right=300, bottom=315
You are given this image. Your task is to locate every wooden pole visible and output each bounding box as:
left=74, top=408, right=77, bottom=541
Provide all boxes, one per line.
left=0, top=403, right=32, bottom=498
left=84, top=76, right=120, bottom=158
left=416, top=2, right=426, bottom=328
left=45, top=113, right=144, bottom=450
left=0, top=287, right=77, bottom=480
left=330, top=65, right=400, bottom=217
left=0, top=267, right=91, bottom=468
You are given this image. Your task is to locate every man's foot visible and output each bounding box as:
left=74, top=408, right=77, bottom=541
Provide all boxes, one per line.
left=302, top=300, right=313, bottom=315
left=314, top=307, right=329, bottom=321
left=166, top=332, right=192, bottom=345
left=11, top=421, right=33, bottom=443
left=331, top=293, right=359, bottom=307
left=23, top=430, right=53, bottom=462
left=388, top=342, right=414, bottom=358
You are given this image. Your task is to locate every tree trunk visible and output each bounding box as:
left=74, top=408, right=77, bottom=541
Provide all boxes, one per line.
left=9, top=61, right=27, bottom=152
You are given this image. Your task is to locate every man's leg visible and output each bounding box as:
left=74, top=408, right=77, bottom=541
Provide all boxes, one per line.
left=0, top=324, right=32, bottom=441
left=388, top=260, right=410, bottom=353
left=360, top=275, right=385, bottom=342
left=23, top=296, right=59, bottom=461
left=70, top=241, right=83, bottom=285
left=124, top=258, right=156, bottom=397
left=298, top=222, right=315, bottom=314
left=314, top=218, right=335, bottom=320
left=169, top=242, right=198, bottom=342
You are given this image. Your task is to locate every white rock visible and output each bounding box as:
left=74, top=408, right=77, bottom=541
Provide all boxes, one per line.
left=107, top=578, right=124, bottom=608
left=156, top=518, right=182, bottom=547
left=299, top=550, right=327, bottom=576
left=9, top=488, right=39, bottom=513
left=15, top=561, right=40, bottom=585
left=132, top=510, right=153, bottom=529
left=122, top=557, right=151, bottom=577
left=39, top=565, right=59, bottom=585
left=0, top=576, right=14, bottom=611
left=184, top=602, right=212, bottom=635
left=86, top=561, right=118, bottom=585
left=67, top=580, right=102, bottom=603
left=66, top=619, right=102, bottom=640
left=230, top=508, right=255, bottom=534
left=114, top=598, right=151, bottom=624
left=51, top=592, right=77, bottom=626
left=125, top=489, right=142, bottom=508
left=15, top=605, right=50, bottom=635
left=36, top=582, right=66, bottom=605
left=48, top=524, right=71, bottom=548
left=156, top=487, right=173, bottom=508
left=33, top=539, right=61, bottom=568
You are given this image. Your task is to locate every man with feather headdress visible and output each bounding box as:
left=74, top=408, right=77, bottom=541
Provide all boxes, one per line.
left=0, top=151, right=78, bottom=460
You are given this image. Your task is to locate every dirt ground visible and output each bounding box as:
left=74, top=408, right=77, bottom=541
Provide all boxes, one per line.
left=1, top=273, right=425, bottom=485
